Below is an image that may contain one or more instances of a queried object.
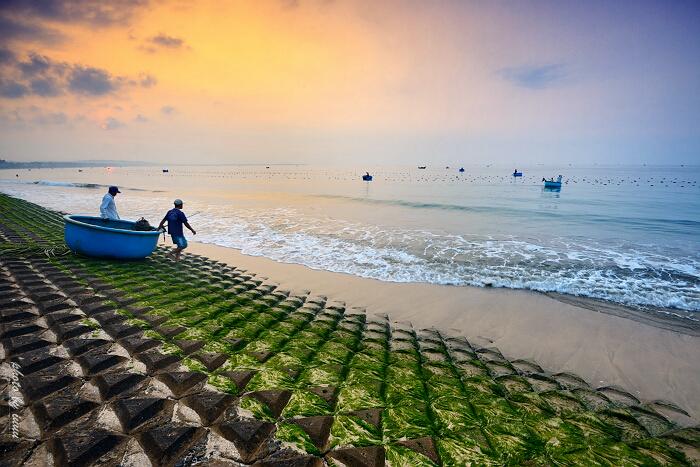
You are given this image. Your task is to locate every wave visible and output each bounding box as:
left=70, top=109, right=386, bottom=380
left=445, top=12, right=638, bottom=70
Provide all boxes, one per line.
left=195, top=208, right=700, bottom=312
left=34, top=180, right=102, bottom=188
left=27, top=180, right=163, bottom=192
left=315, top=194, right=700, bottom=232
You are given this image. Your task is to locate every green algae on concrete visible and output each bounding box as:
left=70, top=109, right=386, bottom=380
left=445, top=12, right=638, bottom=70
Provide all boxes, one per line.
left=0, top=192, right=698, bottom=466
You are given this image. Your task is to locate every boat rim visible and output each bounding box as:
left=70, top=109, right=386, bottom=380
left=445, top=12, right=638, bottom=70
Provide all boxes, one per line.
left=63, top=214, right=160, bottom=236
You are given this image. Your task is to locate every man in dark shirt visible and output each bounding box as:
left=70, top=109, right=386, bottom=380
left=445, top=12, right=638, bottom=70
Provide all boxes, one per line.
left=158, top=199, right=196, bottom=261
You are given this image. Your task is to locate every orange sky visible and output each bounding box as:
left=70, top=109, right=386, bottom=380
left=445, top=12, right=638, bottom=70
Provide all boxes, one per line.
left=1, top=0, right=698, bottom=164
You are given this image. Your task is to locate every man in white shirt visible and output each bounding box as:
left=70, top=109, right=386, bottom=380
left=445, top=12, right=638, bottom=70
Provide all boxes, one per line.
left=100, top=186, right=121, bottom=220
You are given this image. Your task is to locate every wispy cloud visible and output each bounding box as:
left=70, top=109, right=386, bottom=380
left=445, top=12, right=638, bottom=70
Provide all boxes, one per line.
left=139, top=33, right=188, bottom=53
left=498, top=64, right=567, bottom=90
left=149, top=33, right=184, bottom=49
left=0, top=106, right=72, bottom=128
left=101, top=117, right=125, bottom=130
left=0, top=15, right=64, bottom=44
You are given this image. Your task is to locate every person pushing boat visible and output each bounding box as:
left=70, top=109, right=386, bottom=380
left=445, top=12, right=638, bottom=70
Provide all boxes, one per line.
left=158, top=199, right=196, bottom=261
left=100, top=186, right=120, bottom=220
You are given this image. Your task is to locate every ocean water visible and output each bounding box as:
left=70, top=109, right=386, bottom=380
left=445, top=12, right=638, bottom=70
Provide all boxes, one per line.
left=1, top=164, right=699, bottom=313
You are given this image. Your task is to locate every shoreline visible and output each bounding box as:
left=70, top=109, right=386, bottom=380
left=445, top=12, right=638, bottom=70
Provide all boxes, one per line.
left=187, top=240, right=700, bottom=422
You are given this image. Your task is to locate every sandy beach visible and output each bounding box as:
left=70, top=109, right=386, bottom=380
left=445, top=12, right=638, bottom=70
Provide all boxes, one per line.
left=189, top=240, right=700, bottom=422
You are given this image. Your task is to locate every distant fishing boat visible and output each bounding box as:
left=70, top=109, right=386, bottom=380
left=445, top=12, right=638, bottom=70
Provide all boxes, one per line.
left=513, top=169, right=523, bottom=177
left=543, top=175, right=563, bottom=188
left=162, top=168, right=169, bottom=173
left=418, top=166, right=426, bottom=169
left=362, top=172, right=373, bottom=181
left=459, top=168, right=465, bottom=173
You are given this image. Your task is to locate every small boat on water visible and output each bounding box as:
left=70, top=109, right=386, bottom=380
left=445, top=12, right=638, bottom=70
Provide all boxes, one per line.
left=162, top=168, right=169, bottom=173
left=64, top=215, right=160, bottom=259
left=459, top=168, right=465, bottom=173
left=418, top=166, right=426, bottom=169
left=513, top=169, right=523, bottom=177
left=362, top=172, right=373, bottom=181
left=543, top=175, right=563, bottom=189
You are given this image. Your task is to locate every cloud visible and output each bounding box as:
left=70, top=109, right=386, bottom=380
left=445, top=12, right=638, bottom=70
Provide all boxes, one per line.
left=32, top=111, right=68, bottom=125
left=161, top=105, right=176, bottom=115
left=137, top=73, right=157, bottom=87
left=279, top=0, right=300, bottom=10
left=498, top=64, right=567, bottom=90
left=149, top=34, right=184, bottom=49
left=68, top=66, right=117, bottom=95
left=0, top=48, right=17, bottom=64
left=30, top=77, right=61, bottom=96
left=0, top=0, right=149, bottom=27
left=18, top=53, right=53, bottom=76
left=0, top=15, right=64, bottom=45
left=101, top=117, right=125, bottom=130
left=133, top=113, right=148, bottom=122
left=0, top=80, right=29, bottom=98
left=0, top=51, right=157, bottom=99
left=0, top=106, right=72, bottom=128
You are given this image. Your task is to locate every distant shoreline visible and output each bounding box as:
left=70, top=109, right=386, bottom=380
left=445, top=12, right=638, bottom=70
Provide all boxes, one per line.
left=0, top=160, right=154, bottom=169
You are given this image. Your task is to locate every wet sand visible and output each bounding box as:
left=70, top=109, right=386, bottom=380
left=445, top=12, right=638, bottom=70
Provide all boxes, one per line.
left=188, top=240, right=700, bottom=422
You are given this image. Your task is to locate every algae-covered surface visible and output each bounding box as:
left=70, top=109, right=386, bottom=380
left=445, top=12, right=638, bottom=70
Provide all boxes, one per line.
left=0, top=193, right=698, bottom=466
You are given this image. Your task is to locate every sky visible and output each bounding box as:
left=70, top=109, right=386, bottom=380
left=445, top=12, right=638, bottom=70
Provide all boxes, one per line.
left=0, top=0, right=699, bottom=165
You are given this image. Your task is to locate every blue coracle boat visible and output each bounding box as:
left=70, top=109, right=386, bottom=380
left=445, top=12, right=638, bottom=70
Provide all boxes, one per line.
left=64, top=215, right=160, bottom=259
left=543, top=175, right=563, bottom=189
left=362, top=173, right=373, bottom=181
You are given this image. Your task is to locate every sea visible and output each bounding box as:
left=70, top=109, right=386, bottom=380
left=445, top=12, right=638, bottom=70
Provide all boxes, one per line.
left=1, top=164, right=698, bottom=314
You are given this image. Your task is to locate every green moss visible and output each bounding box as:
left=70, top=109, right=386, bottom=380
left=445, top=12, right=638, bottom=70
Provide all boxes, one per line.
left=181, top=357, right=208, bottom=373
left=385, top=445, right=439, bottom=467
left=208, top=373, right=239, bottom=395
left=383, top=400, right=434, bottom=441
left=245, top=368, right=295, bottom=392
left=239, top=396, right=276, bottom=422
left=435, top=437, right=498, bottom=466
left=281, top=390, right=333, bottom=418
left=80, top=318, right=100, bottom=329
left=274, top=422, right=319, bottom=455
left=327, top=414, right=382, bottom=449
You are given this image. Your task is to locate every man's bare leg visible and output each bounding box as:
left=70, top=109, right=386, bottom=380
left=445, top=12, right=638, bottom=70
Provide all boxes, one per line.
left=174, top=247, right=183, bottom=261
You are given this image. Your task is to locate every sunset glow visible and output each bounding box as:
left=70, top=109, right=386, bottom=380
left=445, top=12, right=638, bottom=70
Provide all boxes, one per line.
left=1, top=1, right=698, bottom=164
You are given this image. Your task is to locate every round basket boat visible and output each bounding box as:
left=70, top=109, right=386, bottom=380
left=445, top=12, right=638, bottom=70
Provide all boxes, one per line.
left=64, top=215, right=160, bottom=260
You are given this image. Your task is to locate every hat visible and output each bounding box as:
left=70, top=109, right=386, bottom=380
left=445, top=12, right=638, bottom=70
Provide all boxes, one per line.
left=109, top=186, right=121, bottom=193
left=174, top=199, right=183, bottom=206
